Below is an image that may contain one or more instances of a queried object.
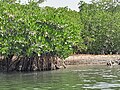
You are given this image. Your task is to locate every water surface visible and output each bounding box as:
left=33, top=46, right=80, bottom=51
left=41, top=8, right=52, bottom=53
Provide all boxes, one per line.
left=0, top=65, right=120, bottom=90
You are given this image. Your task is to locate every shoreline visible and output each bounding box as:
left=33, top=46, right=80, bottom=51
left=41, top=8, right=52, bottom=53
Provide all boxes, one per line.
left=64, top=54, right=120, bottom=65
left=0, top=54, right=120, bottom=72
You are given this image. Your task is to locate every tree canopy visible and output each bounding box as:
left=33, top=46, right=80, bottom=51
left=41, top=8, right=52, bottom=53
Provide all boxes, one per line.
left=79, top=0, right=120, bottom=54
left=0, top=1, right=83, bottom=59
left=0, top=0, right=120, bottom=61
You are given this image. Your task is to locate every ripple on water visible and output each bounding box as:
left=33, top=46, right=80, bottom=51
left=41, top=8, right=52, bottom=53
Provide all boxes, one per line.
left=83, top=79, right=92, bottom=83
left=64, top=84, right=69, bottom=86
left=102, top=75, right=117, bottom=78
left=72, top=70, right=89, bottom=72
left=83, top=82, right=120, bottom=89
left=45, top=87, right=52, bottom=89
left=76, top=84, right=82, bottom=86
left=33, top=88, right=39, bottom=90
left=116, top=80, right=120, bottom=82
left=71, top=85, right=76, bottom=88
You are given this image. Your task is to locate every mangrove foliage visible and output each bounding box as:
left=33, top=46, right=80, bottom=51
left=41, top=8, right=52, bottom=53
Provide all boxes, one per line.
left=0, top=0, right=120, bottom=72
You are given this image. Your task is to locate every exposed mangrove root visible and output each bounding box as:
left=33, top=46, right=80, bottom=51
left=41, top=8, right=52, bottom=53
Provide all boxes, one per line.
left=0, top=53, right=66, bottom=72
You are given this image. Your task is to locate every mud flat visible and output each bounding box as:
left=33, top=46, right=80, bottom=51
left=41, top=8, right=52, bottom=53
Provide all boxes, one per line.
left=64, top=54, right=120, bottom=65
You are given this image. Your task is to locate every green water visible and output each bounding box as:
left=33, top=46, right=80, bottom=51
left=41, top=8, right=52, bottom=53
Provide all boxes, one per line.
left=0, top=65, right=120, bottom=90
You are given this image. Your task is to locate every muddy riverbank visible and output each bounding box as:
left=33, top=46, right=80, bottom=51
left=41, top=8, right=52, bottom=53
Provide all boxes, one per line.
left=64, top=54, right=120, bottom=65
left=0, top=54, right=120, bottom=72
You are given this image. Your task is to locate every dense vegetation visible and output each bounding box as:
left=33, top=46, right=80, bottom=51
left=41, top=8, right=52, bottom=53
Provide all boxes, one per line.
left=79, top=0, right=120, bottom=54
left=0, top=0, right=82, bottom=71
left=0, top=0, right=120, bottom=72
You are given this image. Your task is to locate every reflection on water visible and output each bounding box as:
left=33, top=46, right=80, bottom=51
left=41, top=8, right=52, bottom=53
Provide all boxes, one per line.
left=0, top=65, right=120, bottom=90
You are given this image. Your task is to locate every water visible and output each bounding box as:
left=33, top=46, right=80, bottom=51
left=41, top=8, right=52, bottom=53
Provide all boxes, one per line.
left=0, top=65, right=120, bottom=90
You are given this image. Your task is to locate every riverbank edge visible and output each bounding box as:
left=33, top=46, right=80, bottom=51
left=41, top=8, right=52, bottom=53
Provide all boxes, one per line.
left=64, top=54, right=120, bottom=66
left=0, top=54, right=120, bottom=72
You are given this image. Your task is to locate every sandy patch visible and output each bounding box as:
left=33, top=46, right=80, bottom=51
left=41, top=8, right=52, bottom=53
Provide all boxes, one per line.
left=64, top=54, right=120, bottom=65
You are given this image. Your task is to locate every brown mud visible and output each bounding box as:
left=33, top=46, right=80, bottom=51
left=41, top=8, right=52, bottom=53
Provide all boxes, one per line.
left=64, top=54, right=120, bottom=65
